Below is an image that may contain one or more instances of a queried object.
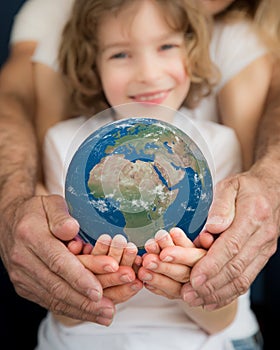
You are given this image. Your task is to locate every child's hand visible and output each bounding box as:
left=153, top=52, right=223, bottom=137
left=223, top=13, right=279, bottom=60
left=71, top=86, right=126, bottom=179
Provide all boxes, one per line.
left=138, top=228, right=206, bottom=300
left=68, top=234, right=143, bottom=304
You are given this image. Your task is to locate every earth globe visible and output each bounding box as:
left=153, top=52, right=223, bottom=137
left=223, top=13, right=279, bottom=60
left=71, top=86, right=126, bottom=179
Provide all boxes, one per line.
left=64, top=103, right=214, bottom=255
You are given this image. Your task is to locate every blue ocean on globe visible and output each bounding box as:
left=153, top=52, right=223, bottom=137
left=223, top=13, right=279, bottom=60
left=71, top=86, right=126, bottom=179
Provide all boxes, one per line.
left=65, top=117, right=213, bottom=255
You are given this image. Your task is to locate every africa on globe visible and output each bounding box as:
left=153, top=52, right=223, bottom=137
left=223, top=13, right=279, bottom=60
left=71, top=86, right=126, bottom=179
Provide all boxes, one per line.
left=65, top=106, right=213, bottom=254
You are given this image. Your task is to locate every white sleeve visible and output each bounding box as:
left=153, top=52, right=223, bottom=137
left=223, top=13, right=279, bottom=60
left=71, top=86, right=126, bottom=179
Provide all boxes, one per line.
left=211, top=20, right=269, bottom=91
left=31, top=29, right=62, bottom=71
left=43, top=116, right=88, bottom=196
left=10, top=0, right=74, bottom=44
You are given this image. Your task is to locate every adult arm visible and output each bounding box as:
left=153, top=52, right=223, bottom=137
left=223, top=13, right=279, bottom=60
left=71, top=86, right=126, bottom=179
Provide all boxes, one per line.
left=0, top=43, right=117, bottom=325
left=181, top=59, right=280, bottom=309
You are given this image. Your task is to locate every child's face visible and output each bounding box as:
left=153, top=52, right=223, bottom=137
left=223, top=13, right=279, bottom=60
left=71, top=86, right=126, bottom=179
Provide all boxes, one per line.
left=198, top=0, right=235, bottom=15
left=97, top=0, right=190, bottom=112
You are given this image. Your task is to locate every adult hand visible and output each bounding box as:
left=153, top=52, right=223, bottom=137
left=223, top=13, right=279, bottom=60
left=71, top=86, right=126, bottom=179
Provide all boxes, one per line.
left=0, top=194, right=117, bottom=325
left=181, top=170, right=279, bottom=309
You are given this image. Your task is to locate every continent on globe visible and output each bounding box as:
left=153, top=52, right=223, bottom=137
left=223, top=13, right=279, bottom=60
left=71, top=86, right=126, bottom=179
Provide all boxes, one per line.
left=65, top=115, right=213, bottom=254
left=88, top=154, right=178, bottom=247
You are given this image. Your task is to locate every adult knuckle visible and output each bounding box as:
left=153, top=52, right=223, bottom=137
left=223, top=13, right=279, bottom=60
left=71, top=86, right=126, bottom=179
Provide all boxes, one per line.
left=200, top=279, right=216, bottom=296
left=264, top=223, right=279, bottom=248
left=49, top=297, right=67, bottom=314
left=225, top=235, right=241, bottom=257
left=8, top=266, right=22, bottom=285
left=49, top=280, right=66, bottom=300
left=232, top=274, right=250, bottom=295
left=227, top=258, right=245, bottom=278
left=81, top=298, right=102, bottom=316
left=253, top=195, right=271, bottom=220
left=48, top=252, right=68, bottom=275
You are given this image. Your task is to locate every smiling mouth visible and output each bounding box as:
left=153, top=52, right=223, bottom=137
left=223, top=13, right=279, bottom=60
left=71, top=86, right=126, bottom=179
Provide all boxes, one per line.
left=130, top=90, right=169, bottom=103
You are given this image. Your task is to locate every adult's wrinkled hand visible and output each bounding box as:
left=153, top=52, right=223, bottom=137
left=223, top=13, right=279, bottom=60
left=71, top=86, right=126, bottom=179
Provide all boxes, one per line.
left=0, top=195, right=118, bottom=325
left=182, top=170, right=279, bottom=309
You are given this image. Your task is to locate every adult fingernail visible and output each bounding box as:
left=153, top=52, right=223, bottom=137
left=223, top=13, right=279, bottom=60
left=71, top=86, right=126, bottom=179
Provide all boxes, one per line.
left=182, top=291, right=204, bottom=307
left=206, top=215, right=225, bottom=225
left=99, top=307, right=115, bottom=319
left=87, top=289, right=102, bottom=302
left=191, top=274, right=207, bottom=289
left=96, top=317, right=113, bottom=327
left=204, top=304, right=217, bottom=311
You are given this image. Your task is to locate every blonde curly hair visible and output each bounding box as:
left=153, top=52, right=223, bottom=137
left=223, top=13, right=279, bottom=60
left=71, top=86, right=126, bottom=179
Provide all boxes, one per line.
left=58, top=0, right=219, bottom=116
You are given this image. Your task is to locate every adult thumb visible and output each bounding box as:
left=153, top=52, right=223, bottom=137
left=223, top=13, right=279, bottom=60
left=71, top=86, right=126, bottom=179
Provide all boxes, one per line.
left=42, top=194, right=80, bottom=241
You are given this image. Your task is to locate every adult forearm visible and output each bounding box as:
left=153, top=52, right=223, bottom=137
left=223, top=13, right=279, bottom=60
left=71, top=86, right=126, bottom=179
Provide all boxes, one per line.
left=0, top=94, right=38, bottom=215
left=255, top=60, right=280, bottom=159
left=252, top=59, right=280, bottom=230
left=0, top=43, right=38, bottom=217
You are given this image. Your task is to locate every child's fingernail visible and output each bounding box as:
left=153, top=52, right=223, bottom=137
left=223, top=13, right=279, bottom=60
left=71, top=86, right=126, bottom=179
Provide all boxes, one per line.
left=162, top=255, right=173, bottom=262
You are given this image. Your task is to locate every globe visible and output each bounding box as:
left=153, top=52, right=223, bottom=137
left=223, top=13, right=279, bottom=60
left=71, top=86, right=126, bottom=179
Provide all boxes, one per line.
left=65, top=105, right=213, bottom=255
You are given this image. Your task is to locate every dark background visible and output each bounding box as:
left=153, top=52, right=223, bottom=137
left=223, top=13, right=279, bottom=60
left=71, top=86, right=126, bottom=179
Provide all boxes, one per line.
left=0, top=0, right=25, bottom=67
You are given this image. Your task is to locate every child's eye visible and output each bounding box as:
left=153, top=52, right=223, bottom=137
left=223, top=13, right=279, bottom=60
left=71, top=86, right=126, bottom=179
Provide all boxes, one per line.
left=160, top=44, right=177, bottom=51
left=110, top=52, right=128, bottom=59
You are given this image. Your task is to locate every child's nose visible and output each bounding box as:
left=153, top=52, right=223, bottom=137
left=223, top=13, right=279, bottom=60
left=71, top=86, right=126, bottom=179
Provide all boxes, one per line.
left=136, top=54, right=161, bottom=82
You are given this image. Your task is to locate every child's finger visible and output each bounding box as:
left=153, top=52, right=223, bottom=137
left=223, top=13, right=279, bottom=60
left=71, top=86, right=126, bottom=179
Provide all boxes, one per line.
left=155, top=229, right=174, bottom=249
left=81, top=243, right=93, bottom=254
left=138, top=266, right=182, bottom=298
left=145, top=238, right=160, bottom=254
left=109, top=234, right=127, bottom=263
left=103, top=280, right=143, bottom=304
left=67, top=238, right=84, bottom=255
left=120, top=242, right=138, bottom=266
left=160, top=246, right=206, bottom=267
left=77, top=254, right=119, bottom=274
left=142, top=253, right=191, bottom=283
left=92, top=234, right=112, bottom=255
left=98, top=265, right=136, bottom=288
left=169, top=227, right=194, bottom=247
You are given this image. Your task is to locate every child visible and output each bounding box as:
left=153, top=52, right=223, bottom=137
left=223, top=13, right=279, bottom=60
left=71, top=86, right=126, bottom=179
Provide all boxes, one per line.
left=33, top=0, right=271, bottom=349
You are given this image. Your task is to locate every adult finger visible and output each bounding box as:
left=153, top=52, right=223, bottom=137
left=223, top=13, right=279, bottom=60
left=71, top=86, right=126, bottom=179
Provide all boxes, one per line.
left=2, top=196, right=117, bottom=323
left=41, top=195, right=108, bottom=300
left=205, top=177, right=237, bottom=234
left=183, top=223, right=276, bottom=307
left=185, top=214, right=277, bottom=308
left=11, top=253, right=115, bottom=324
left=42, top=195, right=80, bottom=241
